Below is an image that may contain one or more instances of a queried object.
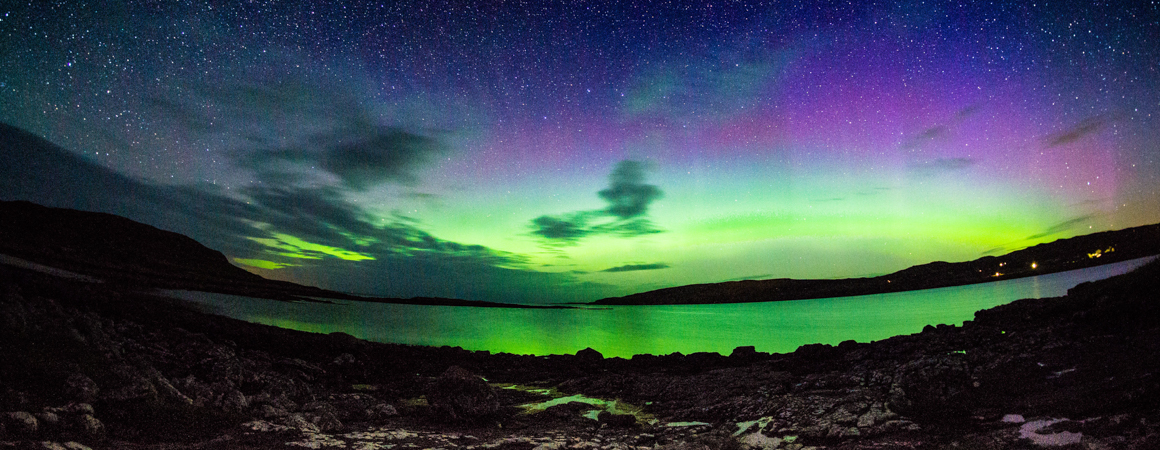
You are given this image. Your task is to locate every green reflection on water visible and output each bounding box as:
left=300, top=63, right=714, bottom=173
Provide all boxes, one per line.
left=165, top=257, right=1152, bottom=359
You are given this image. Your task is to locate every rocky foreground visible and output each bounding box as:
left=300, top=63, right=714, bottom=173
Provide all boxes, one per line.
left=3, top=258, right=1160, bottom=449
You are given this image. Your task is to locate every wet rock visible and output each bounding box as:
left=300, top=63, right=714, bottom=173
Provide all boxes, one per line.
left=2, top=411, right=38, bottom=436
left=426, top=366, right=499, bottom=421
left=63, top=374, right=99, bottom=403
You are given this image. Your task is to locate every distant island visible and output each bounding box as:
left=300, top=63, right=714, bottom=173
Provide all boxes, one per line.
left=0, top=200, right=571, bottom=309
left=593, top=222, right=1160, bottom=305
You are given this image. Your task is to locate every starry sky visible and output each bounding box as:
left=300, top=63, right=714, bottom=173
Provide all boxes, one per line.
left=2, top=1, right=1158, bottom=303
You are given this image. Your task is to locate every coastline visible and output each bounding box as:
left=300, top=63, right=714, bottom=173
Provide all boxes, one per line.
left=3, top=255, right=1159, bottom=448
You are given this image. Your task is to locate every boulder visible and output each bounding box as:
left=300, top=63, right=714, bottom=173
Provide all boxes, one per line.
left=35, top=411, right=60, bottom=431
left=75, top=414, right=104, bottom=439
left=425, top=366, right=499, bottom=421
left=218, top=389, right=249, bottom=414
left=2, top=411, right=38, bottom=436
left=64, top=373, right=99, bottom=403
left=596, top=411, right=637, bottom=428
left=369, top=403, right=398, bottom=419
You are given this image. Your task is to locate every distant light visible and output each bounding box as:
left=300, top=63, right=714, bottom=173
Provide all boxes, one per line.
left=1031, top=262, right=1038, bottom=269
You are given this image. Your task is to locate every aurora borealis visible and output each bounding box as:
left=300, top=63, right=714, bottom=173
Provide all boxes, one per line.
left=2, top=1, right=1158, bottom=303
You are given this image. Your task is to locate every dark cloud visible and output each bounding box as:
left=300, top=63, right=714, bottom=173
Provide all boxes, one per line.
left=530, top=213, right=594, bottom=244
left=153, top=77, right=443, bottom=190
left=601, top=263, right=670, bottom=273
left=1025, top=215, right=1096, bottom=240
left=599, top=161, right=663, bottom=219
left=1045, top=116, right=1107, bottom=148
left=980, top=246, right=1006, bottom=256
left=241, top=127, right=440, bottom=189
left=530, top=160, right=664, bottom=246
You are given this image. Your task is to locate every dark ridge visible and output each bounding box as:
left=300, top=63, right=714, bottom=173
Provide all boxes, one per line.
left=594, top=222, right=1160, bottom=305
left=0, top=200, right=567, bottom=309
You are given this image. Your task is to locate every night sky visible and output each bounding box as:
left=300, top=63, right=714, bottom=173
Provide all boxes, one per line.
left=2, top=1, right=1158, bottom=303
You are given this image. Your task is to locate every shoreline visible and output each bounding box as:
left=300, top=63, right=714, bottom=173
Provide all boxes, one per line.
left=3, top=256, right=1160, bottom=448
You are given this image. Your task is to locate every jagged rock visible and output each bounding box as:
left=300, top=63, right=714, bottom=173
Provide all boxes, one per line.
left=218, top=389, right=248, bottom=414
left=101, top=366, right=159, bottom=404
left=826, top=406, right=858, bottom=425
left=308, top=410, right=343, bottom=432
left=2, top=411, right=38, bottom=436
left=426, top=366, right=499, bottom=421
left=330, top=352, right=367, bottom=381
left=856, top=404, right=896, bottom=428
left=172, top=375, right=213, bottom=407
left=730, top=346, right=758, bottom=359
left=256, top=404, right=289, bottom=419
left=576, top=347, right=604, bottom=362
left=63, top=374, right=99, bottom=403
left=274, top=358, right=325, bottom=381
left=889, top=354, right=973, bottom=419
left=137, top=364, right=193, bottom=406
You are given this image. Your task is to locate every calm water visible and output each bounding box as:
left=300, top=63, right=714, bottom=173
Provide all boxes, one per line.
left=165, top=257, right=1155, bottom=359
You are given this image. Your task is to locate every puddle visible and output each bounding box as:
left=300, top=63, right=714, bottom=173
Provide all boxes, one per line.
left=501, top=383, right=656, bottom=426
left=1019, top=418, right=1083, bottom=447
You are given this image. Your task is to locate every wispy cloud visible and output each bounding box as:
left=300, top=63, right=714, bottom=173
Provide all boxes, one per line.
left=1044, top=116, right=1108, bottom=148
left=1026, top=215, right=1096, bottom=240
left=907, top=157, right=977, bottom=176
left=601, top=263, right=670, bottom=273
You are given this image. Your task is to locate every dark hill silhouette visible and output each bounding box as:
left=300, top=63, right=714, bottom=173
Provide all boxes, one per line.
left=0, top=200, right=567, bottom=308
left=594, top=223, right=1160, bottom=305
